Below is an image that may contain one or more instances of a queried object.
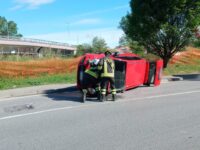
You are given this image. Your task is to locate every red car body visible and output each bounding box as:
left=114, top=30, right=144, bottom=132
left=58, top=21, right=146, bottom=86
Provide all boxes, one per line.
left=77, top=53, right=163, bottom=92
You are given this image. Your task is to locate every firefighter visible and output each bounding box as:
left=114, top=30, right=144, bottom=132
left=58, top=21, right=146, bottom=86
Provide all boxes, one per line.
left=81, top=59, right=100, bottom=102
left=98, top=50, right=116, bottom=101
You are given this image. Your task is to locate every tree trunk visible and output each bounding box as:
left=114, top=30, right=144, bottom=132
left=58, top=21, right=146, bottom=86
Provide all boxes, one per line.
left=163, top=57, right=170, bottom=68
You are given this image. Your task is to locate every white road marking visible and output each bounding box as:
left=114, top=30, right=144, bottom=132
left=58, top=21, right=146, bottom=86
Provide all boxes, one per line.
left=120, top=90, right=200, bottom=102
left=0, top=104, right=94, bottom=121
left=0, top=90, right=200, bottom=121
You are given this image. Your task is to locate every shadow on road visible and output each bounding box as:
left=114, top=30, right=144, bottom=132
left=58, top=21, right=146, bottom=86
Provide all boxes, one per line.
left=174, top=74, right=200, bottom=81
left=43, top=85, right=124, bottom=103
left=44, top=86, right=83, bottom=103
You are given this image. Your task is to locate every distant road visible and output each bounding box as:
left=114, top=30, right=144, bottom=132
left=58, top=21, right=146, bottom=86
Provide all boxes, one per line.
left=0, top=80, right=200, bottom=150
left=0, top=36, right=76, bottom=51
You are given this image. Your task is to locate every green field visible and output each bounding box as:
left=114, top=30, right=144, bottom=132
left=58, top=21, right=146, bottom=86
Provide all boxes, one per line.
left=164, top=63, right=200, bottom=75
left=0, top=72, right=76, bottom=90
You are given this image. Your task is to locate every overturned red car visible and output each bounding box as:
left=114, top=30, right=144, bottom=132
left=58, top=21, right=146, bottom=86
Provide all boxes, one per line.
left=77, top=52, right=163, bottom=93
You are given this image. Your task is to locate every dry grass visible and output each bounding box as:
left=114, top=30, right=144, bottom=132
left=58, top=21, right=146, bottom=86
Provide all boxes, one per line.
left=164, top=47, right=200, bottom=75
left=170, top=47, right=200, bottom=65
left=1, top=47, right=199, bottom=78
left=0, top=57, right=81, bottom=78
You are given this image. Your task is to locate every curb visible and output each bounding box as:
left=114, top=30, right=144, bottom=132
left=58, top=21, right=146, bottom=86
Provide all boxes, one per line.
left=162, top=73, right=200, bottom=83
left=168, top=77, right=184, bottom=81
left=0, top=84, right=77, bottom=100
left=162, top=76, right=184, bottom=82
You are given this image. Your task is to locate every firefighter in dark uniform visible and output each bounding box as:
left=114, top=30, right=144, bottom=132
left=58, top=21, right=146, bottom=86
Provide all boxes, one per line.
left=98, top=50, right=116, bottom=101
left=81, top=59, right=100, bottom=102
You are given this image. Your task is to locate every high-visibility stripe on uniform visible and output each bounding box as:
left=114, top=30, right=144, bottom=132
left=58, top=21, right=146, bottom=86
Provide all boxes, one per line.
left=95, top=86, right=101, bottom=91
left=101, top=89, right=106, bottom=95
left=85, top=69, right=98, bottom=78
left=101, top=59, right=114, bottom=78
left=98, top=66, right=102, bottom=70
left=111, top=89, right=116, bottom=94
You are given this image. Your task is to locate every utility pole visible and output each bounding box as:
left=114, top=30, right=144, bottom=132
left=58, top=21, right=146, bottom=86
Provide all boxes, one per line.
left=6, top=22, right=9, bottom=39
left=17, top=48, right=19, bottom=61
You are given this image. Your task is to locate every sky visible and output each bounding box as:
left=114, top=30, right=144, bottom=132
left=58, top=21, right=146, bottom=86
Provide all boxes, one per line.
left=0, top=0, right=130, bottom=48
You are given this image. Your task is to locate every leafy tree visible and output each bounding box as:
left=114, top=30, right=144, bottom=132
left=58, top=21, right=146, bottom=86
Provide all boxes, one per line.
left=192, top=38, right=200, bottom=48
left=120, top=0, right=200, bottom=68
left=119, top=35, right=145, bottom=55
left=76, top=43, right=93, bottom=56
left=119, top=35, right=129, bottom=47
left=76, top=37, right=108, bottom=56
left=192, top=27, right=200, bottom=48
left=0, top=16, right=22, bottom=37
left=92, top=36, right=107, bottom=52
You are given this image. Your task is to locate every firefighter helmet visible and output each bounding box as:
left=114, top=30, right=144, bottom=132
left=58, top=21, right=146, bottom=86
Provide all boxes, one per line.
left=104, top=50, right=112, bottom=56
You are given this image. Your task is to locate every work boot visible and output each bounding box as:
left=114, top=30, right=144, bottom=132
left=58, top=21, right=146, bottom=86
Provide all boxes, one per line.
left=112, top=94, right=116, bottom=101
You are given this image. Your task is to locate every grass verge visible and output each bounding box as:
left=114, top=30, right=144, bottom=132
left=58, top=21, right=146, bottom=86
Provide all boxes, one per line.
left=0, top=72, right=76, bottom=90
left=164, top=63, right=200, bottom=75
left=164, top=47, right=200, bottom=75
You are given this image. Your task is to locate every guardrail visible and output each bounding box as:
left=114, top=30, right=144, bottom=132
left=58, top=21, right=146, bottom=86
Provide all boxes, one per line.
left=0, top=35, right=75, bottom=48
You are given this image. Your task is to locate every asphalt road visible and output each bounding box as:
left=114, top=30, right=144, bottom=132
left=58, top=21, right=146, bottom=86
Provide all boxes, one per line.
left=0, top=80, right=200, bottom=150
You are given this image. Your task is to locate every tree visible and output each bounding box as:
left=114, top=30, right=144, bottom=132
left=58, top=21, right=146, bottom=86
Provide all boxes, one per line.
left=119, top=35, right=145, bottom=55
left=119, top=35, right=129, bottom=47
left=120, top=0, right=200, bottom=68
left=0, top=16, right=22, bottom=37
left=76, top=43, right=93, bottom=56
left=76, top=37, right=108, bottom=56
left=92, top=36, right=107, bottom=53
